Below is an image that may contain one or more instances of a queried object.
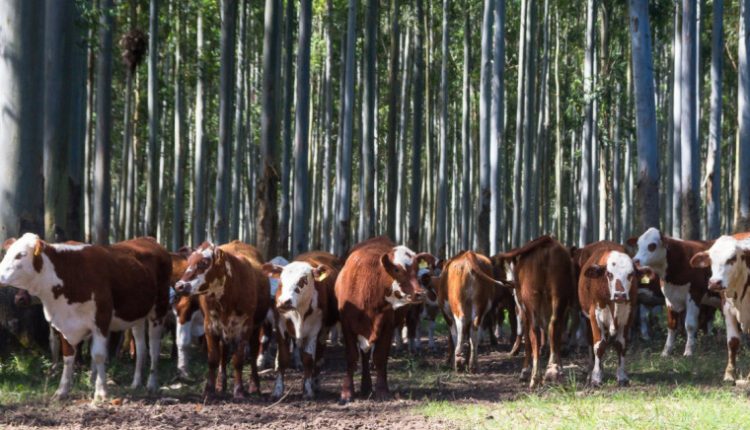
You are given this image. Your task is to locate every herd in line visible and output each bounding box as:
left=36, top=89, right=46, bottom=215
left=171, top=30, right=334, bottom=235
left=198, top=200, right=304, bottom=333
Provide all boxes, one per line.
left=1, top=227, right=749, bottom=403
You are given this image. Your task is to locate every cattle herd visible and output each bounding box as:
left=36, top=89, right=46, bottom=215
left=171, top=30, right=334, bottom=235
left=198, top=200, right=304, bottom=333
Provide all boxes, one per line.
left=1, top=228, right=749, bottom=404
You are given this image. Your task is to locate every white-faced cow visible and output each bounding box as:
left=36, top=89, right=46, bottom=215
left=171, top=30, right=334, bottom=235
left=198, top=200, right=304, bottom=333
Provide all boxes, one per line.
left=628, top=228, right=717, bottom=356
left=0, top=234, right=171, bottom=401
left=262, top=251, right=340, bottom=399
left=169, top=248, right=204, bottom=380
left=335, top=236, right=435, bottom=403
left=174, top=241, right=271, bottom=398
left=689, top=233, right=750, bottom=383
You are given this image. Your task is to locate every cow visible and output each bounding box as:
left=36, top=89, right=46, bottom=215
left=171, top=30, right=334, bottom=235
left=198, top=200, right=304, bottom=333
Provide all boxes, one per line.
left=578, top=242, right=656, bottom=387
left=628, top=227, right=717, bottom=356
left=491, top=235, right=575, bottom=388
left=257, top=255, right=290, bottom=370
left=335, top=236, right=435, bottom=403
left=689, top=233, right=750, bottom=383
left=0, top=234, right=170, bottom=401
left=438, top=251, right=511, bottom=372
left=173, top=241, right=270, bottom=398
left=393, top=265, right=443, bottom=354
left=262, top=251, right=341, bottom=399
left=169, top=248, right=204, bottom=380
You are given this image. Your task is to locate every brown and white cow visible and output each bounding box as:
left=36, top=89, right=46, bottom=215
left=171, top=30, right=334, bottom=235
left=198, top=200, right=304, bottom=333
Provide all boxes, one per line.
left=492, top=236, right=575, bottom=388
left=438, top=251, right=511, bottom=372
left=578, top=242, right=655, bottom=387
left=169, top=248, right=204, bottom=379
left=628, top=227, right=717, bottom=356
left=689, top=233, right=750, bottom=382
left=262, top=251, right=340, bottom=399
left=393, top=265, right=442, bottom=354
left=0, top=234, right=171, bottom=401
left=174, top=241, right=270, bottom=398
left=335, top=236, right=435, bottom=403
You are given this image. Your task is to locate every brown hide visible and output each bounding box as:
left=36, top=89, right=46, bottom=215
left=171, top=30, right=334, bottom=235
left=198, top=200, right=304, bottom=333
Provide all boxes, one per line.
left=578, top=245, right=637, bottom=329
left=291, top=251, right=340, bottom=328
left=660, top=237, right=713, bottom=305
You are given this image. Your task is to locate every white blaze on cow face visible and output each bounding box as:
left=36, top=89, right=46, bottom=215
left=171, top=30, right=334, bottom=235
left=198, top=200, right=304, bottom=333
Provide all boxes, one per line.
left=605, top=251, right=636, bottom=302
left=0, top=233, right=61, bottom=296
left=176, top=246, right=215, bottom=296
left=277, top=262, right=316, bottom=311
left=699, top=236, right=750, bottom=292
left=633, top=227, right=667, bottom=277
left=384, top=245, right=422, bottom=309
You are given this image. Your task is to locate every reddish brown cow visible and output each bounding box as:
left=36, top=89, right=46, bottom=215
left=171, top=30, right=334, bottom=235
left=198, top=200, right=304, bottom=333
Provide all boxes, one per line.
left=174, top=241, right=270, bottom=398
left=335, top=236, right=435, bottom=403
left=262, top=251, right=341, bottom=399
left=491, top=236, right=575, bottom=388
left=0, top=234, right=171, bottom=401
left=438, top=251, right=511, bottom=372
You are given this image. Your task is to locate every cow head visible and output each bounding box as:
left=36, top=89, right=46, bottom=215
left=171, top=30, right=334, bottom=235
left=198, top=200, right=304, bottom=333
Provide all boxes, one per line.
left=628, top=227, right=667, bottom=277
left=0, top=233, right=49, bottom=293
left=690, top=236, right=750, bottom=293
left=262, top=261, right=330, bottom=313
left=174, top=242, right=227, bottom=297
left=584, top=251, right=654, bottom=303
left=380, top=246, right=435, bottom=309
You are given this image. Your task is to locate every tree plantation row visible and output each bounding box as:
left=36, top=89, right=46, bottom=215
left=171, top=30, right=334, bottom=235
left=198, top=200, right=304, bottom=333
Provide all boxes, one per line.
left=1, top=0, right=749, bottom=269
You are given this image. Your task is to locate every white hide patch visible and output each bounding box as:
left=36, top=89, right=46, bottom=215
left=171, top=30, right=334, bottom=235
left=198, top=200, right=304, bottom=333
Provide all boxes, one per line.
left=277, top=262, right=315, bottom=307
left=386, top=281, right=410, bottom=309
left=633, top=227, right=668, bottom=278
left=392, top=246, right=416, bottom=268
left=50, top=243, right=91, bottom=252
left=606, top=251, right=636, bottom=300
left=357, top=335, right=372, bottom=353
left=662, top=283, right=690, bottom=313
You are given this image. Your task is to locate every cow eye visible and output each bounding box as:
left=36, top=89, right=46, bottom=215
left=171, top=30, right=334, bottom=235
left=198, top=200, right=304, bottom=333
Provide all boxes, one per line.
left=728, top=256, right=737, bottom=264
left=606, top=272, right=613, bottom=280
left=14, top=253, right=23, bottom=260
left=647, top=243, right=657, bottom=252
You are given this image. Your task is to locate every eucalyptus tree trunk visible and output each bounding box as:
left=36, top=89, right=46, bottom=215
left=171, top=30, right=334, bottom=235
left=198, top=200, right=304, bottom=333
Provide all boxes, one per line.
left=118, top=1, right=138, bottom=242
left=334, top=0, right=357, bottom=255
left=612, top=84, right=622, bottom=242
left=172, top=2, right=186, bottom=250
left=44, top=0, right=77, bottom=242
left=512, top=0, right=527, bottom=247
left=359, top=0, right=377, bottom=242
left=533, top=0, right=550, bottom=240
left=231, top=1, right=246, bottom=241
left=193, top=9, right=207, bottom=247
left=291, top=0, right=312, bottom=256
left=672, top=2, right=682, bottom=237
left=553, top=8, right=563, bottom=240
left=737, top=0, right=750, bottom=231
left=257, top=0, right=282, bottom=259
left=520, top=0, right=536, bottom=243
left=145, top=0, right=159, bottom=238
left=579, top=0, right=595, bottom=247
left=68, top=2, right=87, bottom=242
left=461, top=9, right=471, bottom=250
left=396, top=30, right=413, bottom=245
left=476, top=0, right=493, bottom=255
left=385, top=0, right=400, bottom=242
left=489, top=0, right=504, bottom=255
left=435, top=0, right=449, bottom=258
left=629, top=0, right=661, bottom=232
left=681, top=0, right=700, bottom=240
left=279, top=0, right=294, bottom=254
left=408, top=0, right=425, bottom=252
left=322, top=0, right=334, bottom=251
left=705, top=0, right=723, bottom=238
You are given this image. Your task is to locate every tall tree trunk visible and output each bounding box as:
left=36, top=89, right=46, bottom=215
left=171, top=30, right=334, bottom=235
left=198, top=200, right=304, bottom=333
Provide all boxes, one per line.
left=360, top=0, right=377, bottom=241
left=231, top=0, right=246, bottom=241
left=396, top=30, right=413, bottom=245
left=258, top=0, right=282, bottom=259
left=629, top=0, right=660, bottom=232
left=738, top=0, right=750, bottom=231
left=145, top=0, right=159, bottom=238
left=476, top=0, right=493, bottom=254
left=291, top=0, right=312, bottom=256
left=279, top=0, right=294, bottom=254
left=672, top=2, right=683, bottom=237
left=681, top=0, right=700, bottom=239
left=579, top=0, right=596, bottom=247
left=512, top=0, right=527, bottom=247
left=553, top=8, right=563, bottom=240
left=68, top=2, right=87, bottom=241
left=705, top=0, right=723, bottom=237
left=172, top=1, right=186, bottom=250
left=322, top=0, right=334, bottom=252
left=408, top=0, right=425, bottom=251
left=489, top=0, right=504, bottom=255
left=461, top=9, right=471, bottom=250
left=435, top=0, right=449, bottom=258
left=385, top=0, right=400, bottom=242
left=193, top=8, right=207, bottom=247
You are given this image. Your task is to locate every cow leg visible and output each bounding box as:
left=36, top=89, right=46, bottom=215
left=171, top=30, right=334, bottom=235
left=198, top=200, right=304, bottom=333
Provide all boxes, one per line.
left=50, top=326, right=61, bottom=368
left=510, top=310, right=524, bottom=356
left=407, top=309, right=420, bottom=354
left=273, top=333, right=291, bottom=399
left=444, top=311, right=456, bottom=366
left=130, top=320, right=147, bottom=389
left=683, top=297, right=700, bottom=356
left=53, top=336, right=77, bottom=400
left=175, top=318, right=192, bottom=379
left=247, top=326, right=262, bottom=395
left=231, top=340, right=248, bottom=399
left=360, top=342, right=373, bottom=397
left=374, top=320, right=394, bottom=401
left=508, top=306, right=518, bottom=346
left=313, top=328, right=329, bottom=393
left=589, top=314, right=604, bottom=387
left=639, top=305, right=651, bottom=341
left=90, top=332, right=109, bottom=401
left=217, top=341, right=228, bottom=393
left=453, top=314, right=467, bottom=371
left=338, top=327, right=358, bottom=404
left=146, top=318, right=162, bottom=392
left=723, top=302, right=741, bottom=383
left=301, top=337, right=317, bottom=399
left=528, top=325, right=542, bottom=388
left=204, top=333, right=220, bottom=397
left=519, top=319, right=532, bottom=382
left=614, top=337, right=628, bottom=387
left=544, top=304, right=564, bottom=383
left=661, top=306, right=678, bottom=357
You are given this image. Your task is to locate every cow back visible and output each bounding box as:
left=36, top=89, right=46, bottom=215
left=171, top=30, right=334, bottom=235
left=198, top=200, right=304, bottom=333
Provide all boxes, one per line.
left=219, top=242, right=270, bottom=327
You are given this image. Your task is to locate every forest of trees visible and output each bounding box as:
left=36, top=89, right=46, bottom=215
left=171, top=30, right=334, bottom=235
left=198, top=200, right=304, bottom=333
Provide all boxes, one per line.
left=1, top=0, right=750, bottom=279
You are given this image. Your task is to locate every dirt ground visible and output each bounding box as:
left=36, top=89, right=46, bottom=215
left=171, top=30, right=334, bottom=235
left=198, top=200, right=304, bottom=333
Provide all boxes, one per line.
left=0, top=337, right=546, bottom=429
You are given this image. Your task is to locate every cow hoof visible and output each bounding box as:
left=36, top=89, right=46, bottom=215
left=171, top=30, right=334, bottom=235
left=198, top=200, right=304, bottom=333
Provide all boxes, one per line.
left=723, top=374, right=736, bottom=385
left=519, top=368, right=531, bottom=382
left=544, top=367, right=562, bottom=383
left=617, top=378, right=630, bottom=387
left=233, top=387, right=248, bottom=400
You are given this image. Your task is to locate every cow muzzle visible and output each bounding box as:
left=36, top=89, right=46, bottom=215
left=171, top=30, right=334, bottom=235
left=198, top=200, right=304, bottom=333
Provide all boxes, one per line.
left=612, top=292, right=629, bottom=303
left=173, top=281, right=191, bottom=296
left=708, top=280, right=725, bottom=292
left=277, top=298, right=295, bottom=312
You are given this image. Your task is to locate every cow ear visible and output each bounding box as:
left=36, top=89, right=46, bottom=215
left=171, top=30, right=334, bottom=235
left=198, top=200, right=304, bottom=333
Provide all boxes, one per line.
left=32, top=240, right=45, bottom=272
left=312, top=264, right=331, bottom=282
left=638, top=267, right=658, bottom=284
left=584, top=264, right=606, bottom=279
left=262, top=263, right=283, bottom=279
left=381, top=252, right=396, bottom=275
left=214, top=247, right=224, bottom=263
left=2, top=238, right=16, bottom=251
left=689, top=252, right=711, bottom=269
left=626, top=237, right=638, bottom=247
left=415, top=252, right=436, bottom=269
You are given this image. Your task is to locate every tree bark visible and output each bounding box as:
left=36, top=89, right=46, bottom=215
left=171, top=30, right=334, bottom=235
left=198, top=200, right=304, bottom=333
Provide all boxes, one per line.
left=579, top=0, right=595, bottom=247
left=172, top=1, right=186, bottom=250
left=322, top=0, right=334, bottom=252
left=385, top=0, right=400, bottom=242
left=476, top=0, right=493, bottom=254
left=145, top=0, right=159, bottom=238
left=672, top=2, right=683, bottom=237
left=409, top=0, right=425, bottom=251
left=705, top=0, right=723, bottom=238
left=489, top=0, right=504, bottom=255
left=738, top=0, right=750, bottom=231
left=279, top=0, right=294, bottom=254
left=193, top=8, right=208, bottom=247
left=461, top=9, right=471, bottom=250
left=681, top=0, right=700, bottom=239
left=435, top=0, right=449, bottom=258
left=359, top=0, right=377, bottom=242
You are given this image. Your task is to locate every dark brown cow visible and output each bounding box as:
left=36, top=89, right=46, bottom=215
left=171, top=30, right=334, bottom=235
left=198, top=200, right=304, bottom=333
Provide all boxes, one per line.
left=335, top=236, right=435, bottom=403
left=628, top=227, right=717, bottom=356
left=438, top=251, right=511, bottom=372
left=491, top=235, right=575, bottom=388
left=578, top=242, right=655, bottom=387
left=174, top=241, right=270, bottom=398
left=0, top=234, right=171, bottom=401
left=262, top=251, right=341, bottom=399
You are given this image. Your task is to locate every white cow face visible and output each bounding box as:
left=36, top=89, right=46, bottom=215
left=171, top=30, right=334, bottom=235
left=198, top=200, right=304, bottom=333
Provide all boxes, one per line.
left=266, top=262, right=327, bottom=312
left=630, top=227, right=667, bottom=273
left=174, top=242, right=222, bottom=296
left=0, top=233, right=46, bottom=291
left=690, top=236, right=749, bottom=292
left=381, top=246, right=436, bottom=309
left=584, top=251, right=638, bottom=303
